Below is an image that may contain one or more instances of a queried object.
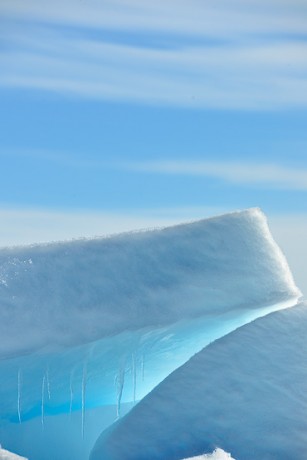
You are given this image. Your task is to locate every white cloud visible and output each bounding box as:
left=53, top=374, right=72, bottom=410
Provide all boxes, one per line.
left=1, top=0, right=307, bottom=37
left=1, top=37, right=307, bottom=109
left=1, top=0, right=307, bottom=108
left=127, top=160, right=307, bottom=190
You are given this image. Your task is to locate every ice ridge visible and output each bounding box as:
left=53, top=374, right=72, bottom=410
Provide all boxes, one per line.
left=0, top=208, right=300, bottom=358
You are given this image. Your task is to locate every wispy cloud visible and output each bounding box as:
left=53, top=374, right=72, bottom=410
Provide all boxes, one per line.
left=4, top=148, right=307, bottom=191
left=127, top=160, right=307, bottom=190
left=1, top=0, right=307, bottom=38
left=1, top=34, right=307, bottom=109
left=1, top=0, right=307, bottom=109
left=0, top=148, right=109, bottom=169
left=0, top=205, right=225, bottom=247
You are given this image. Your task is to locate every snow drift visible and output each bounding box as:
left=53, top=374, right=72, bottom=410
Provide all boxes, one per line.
left=91, top=303, right=307, bottom=460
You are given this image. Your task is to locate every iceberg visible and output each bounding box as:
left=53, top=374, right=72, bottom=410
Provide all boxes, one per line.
left=0, top=208, right=301, bottom=459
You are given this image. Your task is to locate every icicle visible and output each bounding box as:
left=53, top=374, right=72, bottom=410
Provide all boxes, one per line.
left=69, top=370, right=74, bottom=418
left=17, top=369, right=22, bottom=424
left=132, top=353, right=137, bottom=404
left=115, top=366, right=125, bottom=419
left=46, top=367, right=51, bottom=400
left=81, top=362, right=87, bottom=439
left=41, top=375, right=46, bottom=430
left=141, top=354, right=145, bottom=382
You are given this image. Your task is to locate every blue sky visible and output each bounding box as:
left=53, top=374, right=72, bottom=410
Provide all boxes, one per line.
left=1, top=0, right=307, bottom=286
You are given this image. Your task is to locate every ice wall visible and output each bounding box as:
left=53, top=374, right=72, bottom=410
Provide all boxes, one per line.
left=91, top=303, right=307, bottom=460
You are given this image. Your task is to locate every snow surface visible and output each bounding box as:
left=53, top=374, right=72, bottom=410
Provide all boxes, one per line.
left=0, top=447, right=27, bottom=460
left=91, top=303, right=307, bottom=460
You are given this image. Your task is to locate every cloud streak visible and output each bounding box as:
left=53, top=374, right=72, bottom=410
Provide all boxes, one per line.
left=1, top=34, right=307, bottom=109
left=0, top=205, right=225, bottom=247
left=1, top=0, right=307, bottom=109
left=128, top=160, right=307, bottom=190
left=1, top=0, right=307, bottom=38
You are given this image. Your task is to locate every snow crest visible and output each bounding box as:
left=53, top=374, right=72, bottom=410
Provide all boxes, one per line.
left=182, top=449, right=235, bottom=460
left=0, top=446, right=27, bottom=460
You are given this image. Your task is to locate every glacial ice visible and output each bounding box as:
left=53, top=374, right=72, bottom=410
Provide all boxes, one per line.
left=0, top=208, right=302, bottom=459
left=91, top=303, right=307, bottom=460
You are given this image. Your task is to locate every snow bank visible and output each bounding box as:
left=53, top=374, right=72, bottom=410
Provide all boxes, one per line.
left=182, top=449, right=235, bottom=459
left=0, top=208, right=300, bottom=358
left=0, top=447, right=27, bottom=460
left=91, top=303, right=307, bottom=460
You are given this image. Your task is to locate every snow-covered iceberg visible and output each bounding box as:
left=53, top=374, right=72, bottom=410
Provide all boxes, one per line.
left=0, top=208, right=301, bottom=459
left=91, top=303, right=307, bottom=460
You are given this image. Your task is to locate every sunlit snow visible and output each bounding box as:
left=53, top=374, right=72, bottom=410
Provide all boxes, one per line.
left=182, top=449, right=235, bottom=460
left=0, top=446, right=27, bottom=460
